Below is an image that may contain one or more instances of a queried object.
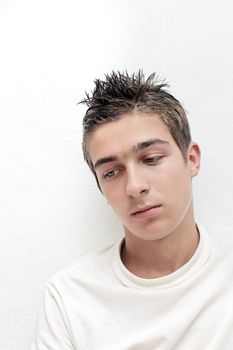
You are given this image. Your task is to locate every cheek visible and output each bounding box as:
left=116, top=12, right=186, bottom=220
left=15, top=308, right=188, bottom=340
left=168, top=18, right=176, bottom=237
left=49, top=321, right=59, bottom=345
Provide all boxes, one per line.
left=104, top=189, right=125, bottom=213
left=157, top=167, right=191, bottom=198
left=172, top=172, right=193, bottom=206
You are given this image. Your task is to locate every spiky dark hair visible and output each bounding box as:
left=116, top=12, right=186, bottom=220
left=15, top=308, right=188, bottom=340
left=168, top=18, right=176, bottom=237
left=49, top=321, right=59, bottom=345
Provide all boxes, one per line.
left=80, top=70, right=191, bottom=177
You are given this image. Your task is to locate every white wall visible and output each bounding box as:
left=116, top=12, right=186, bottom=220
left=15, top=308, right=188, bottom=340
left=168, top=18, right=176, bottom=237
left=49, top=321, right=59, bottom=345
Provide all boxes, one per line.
left=0, top=1, right=232, bottom=349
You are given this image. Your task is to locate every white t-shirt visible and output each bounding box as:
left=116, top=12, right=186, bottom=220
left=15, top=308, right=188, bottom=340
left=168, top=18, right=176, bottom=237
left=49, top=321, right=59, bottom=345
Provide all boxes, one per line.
left=32, top=225, right=233, bottom=349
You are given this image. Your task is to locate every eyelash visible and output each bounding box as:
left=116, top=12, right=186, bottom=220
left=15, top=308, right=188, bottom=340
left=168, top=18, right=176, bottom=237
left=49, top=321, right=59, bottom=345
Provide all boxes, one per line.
left=143, top=155, right=163, bottom=165
left=103, top=169, right=120, bottom=179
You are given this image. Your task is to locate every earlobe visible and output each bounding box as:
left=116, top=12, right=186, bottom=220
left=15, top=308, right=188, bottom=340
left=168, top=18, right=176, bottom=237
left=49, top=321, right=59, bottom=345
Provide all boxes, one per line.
left=188, top=142, right=201, bottom=178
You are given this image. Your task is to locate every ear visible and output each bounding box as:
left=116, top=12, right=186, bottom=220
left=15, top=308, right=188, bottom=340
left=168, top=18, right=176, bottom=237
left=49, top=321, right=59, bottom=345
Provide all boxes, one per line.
left=187, top=142, right=201, bottom=178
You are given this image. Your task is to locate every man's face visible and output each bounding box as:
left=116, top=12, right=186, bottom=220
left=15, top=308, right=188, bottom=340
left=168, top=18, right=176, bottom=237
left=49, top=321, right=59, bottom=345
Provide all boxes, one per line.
left=87, top=112, right=200, bottom=241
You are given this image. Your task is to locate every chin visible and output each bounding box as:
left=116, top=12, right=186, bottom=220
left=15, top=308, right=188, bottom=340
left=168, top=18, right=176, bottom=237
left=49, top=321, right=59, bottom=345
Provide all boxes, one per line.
left=125, top=221, right=171, bottom=241
left=128, top=214, right=188, bottom=241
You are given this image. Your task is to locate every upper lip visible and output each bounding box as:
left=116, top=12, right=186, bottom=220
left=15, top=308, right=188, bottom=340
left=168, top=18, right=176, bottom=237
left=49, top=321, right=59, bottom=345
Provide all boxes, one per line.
left=131, top=204, right=161, bottom=215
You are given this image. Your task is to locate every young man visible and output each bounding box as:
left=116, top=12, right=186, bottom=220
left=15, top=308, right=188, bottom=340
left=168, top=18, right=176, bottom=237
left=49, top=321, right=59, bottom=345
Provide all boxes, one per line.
left=32, top=71, right=233, bottom=349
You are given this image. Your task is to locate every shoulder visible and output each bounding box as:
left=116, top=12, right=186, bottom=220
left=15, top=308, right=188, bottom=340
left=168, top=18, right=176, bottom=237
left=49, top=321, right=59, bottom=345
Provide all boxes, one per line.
left=46, top=239, right=122, bottom=293
left=202, top=224, right=233, bottom=262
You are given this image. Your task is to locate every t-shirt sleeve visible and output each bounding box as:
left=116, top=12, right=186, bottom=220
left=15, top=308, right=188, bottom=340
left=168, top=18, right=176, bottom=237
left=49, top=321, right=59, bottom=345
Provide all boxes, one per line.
left=31, top=282, right=75, bottom=350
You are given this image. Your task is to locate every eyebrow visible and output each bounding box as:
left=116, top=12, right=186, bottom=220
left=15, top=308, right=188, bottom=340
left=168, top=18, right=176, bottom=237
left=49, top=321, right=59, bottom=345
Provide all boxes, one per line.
left=93, top=138, right=170, bottom=169
left=133, top=138, right=170, bottom=152
left=94, top=156, right=118, bottom=169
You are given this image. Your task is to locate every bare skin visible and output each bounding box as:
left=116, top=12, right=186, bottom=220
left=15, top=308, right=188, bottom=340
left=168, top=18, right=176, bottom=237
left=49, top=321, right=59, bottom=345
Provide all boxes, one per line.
left=121, top=205, right=200, bottom=278
left=87, top=112, right=201, bottom=279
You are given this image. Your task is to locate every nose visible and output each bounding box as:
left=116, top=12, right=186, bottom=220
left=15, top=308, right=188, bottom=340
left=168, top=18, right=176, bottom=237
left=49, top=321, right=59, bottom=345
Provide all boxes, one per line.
left=125, top=168, right=149, bottom=198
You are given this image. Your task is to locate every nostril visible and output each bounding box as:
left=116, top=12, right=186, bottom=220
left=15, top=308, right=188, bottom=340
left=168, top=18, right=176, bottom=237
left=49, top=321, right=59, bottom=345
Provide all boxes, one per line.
left=140, top=188, right=149, bottom=194
left=126, top=180, right=149, bottom=197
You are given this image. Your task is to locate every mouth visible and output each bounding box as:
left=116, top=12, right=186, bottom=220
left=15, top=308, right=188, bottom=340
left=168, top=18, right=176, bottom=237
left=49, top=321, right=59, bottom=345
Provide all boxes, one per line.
left=131, top=204, right=162, bottom=218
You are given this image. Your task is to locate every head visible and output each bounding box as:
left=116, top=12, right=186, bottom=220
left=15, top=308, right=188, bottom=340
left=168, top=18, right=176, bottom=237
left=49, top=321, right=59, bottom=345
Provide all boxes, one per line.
left=81, top=70, right=191, bottom=186
left=80, top=71, right=200, bottom=241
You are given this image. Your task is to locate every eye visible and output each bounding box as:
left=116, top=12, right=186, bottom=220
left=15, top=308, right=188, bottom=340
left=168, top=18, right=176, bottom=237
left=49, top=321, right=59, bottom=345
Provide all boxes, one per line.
left=103, top=168, right=119, bottom=179
left=143, top=155, right=163, bottom=165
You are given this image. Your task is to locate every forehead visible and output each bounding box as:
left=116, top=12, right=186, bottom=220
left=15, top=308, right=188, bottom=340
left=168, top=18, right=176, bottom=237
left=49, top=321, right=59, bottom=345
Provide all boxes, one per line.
left=87, top=112, right=176, bottom=162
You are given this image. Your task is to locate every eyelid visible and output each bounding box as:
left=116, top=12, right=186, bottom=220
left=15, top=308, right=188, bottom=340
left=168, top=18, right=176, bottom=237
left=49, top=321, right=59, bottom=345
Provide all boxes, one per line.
left=143, top=154, right=164, bottom=164
left=103, top=167, right=120, bottom=179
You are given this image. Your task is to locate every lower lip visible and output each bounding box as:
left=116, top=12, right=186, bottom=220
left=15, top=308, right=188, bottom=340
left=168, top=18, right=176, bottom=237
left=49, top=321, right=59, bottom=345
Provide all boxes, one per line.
left=133, top=206, right=161, bottom=219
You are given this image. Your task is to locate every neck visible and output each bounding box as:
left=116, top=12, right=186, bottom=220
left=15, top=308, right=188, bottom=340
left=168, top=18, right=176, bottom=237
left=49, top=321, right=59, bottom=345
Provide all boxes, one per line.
left=121, top=209, right=199, bottom=279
